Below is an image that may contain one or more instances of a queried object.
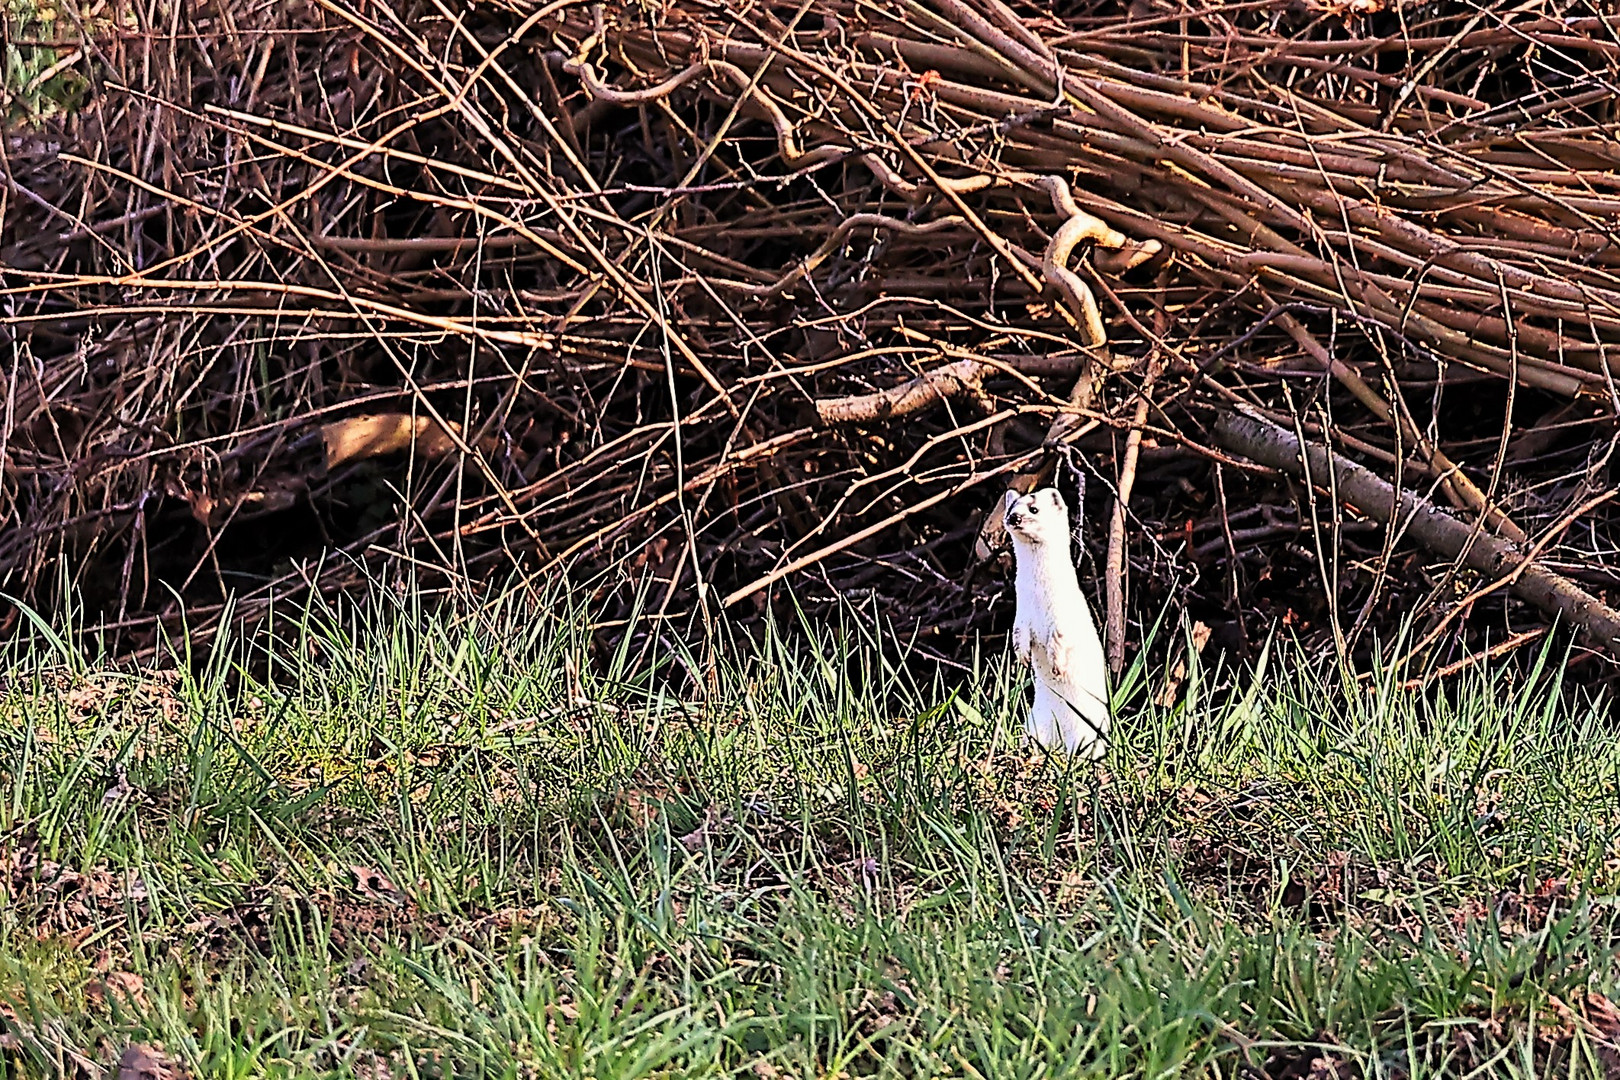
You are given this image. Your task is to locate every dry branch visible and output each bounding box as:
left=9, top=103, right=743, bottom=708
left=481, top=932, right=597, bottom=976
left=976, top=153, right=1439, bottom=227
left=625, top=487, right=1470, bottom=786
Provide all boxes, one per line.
left=1213, top=411, right=1620, bottom=659
left=816, top=359, right=993, bottom=425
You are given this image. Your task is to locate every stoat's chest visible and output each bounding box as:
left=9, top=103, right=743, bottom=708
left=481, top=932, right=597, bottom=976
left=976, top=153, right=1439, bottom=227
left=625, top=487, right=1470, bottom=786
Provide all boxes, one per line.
left=1014, top=549, right=1078, bottom=624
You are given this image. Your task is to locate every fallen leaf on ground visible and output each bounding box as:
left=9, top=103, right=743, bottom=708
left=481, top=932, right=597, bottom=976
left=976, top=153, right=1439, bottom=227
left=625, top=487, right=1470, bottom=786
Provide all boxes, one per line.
left=350, top=865, right=408, bottom=906
left=116, top=1043, right=187, bottom=1080
left=679, top=806, right=733, bottom=851
left=87, top=971, right=147, bottom=1009
left=1581, top=992, right=1620, bottom=1077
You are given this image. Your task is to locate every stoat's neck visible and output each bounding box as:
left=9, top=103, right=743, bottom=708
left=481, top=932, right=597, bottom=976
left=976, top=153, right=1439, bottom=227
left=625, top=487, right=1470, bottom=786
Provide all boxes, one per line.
left=1013, top=538, right=1074, bottom=590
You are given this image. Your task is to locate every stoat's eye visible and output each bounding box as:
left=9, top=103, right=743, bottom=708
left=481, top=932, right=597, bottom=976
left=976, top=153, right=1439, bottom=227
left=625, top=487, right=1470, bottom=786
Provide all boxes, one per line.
left=1027, top=505, right=1040, bottom=515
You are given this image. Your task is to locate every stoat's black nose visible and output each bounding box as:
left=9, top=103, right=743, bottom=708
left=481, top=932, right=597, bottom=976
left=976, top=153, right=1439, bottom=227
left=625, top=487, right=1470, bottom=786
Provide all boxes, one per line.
left=1006, top=512, right=1023, bottom=528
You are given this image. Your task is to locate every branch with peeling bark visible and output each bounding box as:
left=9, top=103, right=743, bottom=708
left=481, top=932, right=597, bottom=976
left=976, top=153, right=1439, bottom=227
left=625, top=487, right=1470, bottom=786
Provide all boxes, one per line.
left=814, top=353, right=1085, bottom=425
left=816, top=358, right=993, bottom=425
left=1213, top=410, right=1620, bottom=660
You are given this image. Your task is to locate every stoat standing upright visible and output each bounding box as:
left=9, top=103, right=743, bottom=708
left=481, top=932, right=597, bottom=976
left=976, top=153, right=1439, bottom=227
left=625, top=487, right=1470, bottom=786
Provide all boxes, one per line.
left=1005, top=487, right=1111, bottom=758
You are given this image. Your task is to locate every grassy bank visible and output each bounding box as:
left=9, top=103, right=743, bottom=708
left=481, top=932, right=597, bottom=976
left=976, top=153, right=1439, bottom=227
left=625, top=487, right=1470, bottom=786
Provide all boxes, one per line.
left=1, top=589, right=1618, bottom=1078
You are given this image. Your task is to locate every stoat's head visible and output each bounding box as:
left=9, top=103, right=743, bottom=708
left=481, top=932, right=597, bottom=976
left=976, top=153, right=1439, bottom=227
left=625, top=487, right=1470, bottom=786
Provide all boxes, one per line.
left=1004, top=487, right=1070, bottom=549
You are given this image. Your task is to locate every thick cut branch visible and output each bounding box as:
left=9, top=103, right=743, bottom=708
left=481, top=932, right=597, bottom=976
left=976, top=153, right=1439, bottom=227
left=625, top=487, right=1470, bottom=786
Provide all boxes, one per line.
left=1213, top=410, right=1620, bottom=658
left=815, top=358, right=992, bottom=425
left=1273, top=312, right=1528, bottom=544
left=815, top=354, right=1085, bottom=425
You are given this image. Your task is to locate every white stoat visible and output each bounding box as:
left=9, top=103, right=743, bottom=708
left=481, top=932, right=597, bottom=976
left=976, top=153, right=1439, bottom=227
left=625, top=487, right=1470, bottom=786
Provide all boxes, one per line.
left=1006, top=487, right=1110, bottom=758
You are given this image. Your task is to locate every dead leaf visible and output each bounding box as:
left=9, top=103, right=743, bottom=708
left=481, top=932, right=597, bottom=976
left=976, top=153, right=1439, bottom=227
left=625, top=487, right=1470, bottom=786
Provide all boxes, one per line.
left=116, top=1043, right=187, bottom=1080
left=237, top=474, right=305, bottom=514
left=679, top=806, right=733, bottom=851
left=1578, top=992, right=1620, bottom=1077
left=613, top=783, right=672, bottom=828
left=349, top=865, right=408, bottom=906
left=323, top=413, right=497, bottom=468
left=1156, top=621, right=1211, bottom=707
left=175, top=485, right=216, bottom=528
left=87, top=971, right=146, bottom=1010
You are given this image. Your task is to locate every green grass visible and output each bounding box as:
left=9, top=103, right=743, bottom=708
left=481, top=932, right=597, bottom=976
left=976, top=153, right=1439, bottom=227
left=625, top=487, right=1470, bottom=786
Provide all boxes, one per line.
left=2, top=584, right=1619, bottom=1078
left=2, top=0, right=92, bottom=125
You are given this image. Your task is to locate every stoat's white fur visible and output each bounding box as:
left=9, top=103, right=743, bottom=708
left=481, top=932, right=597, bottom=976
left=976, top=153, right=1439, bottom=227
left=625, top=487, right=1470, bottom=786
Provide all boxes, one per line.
left=1006, top=487, right=1110, bottom=758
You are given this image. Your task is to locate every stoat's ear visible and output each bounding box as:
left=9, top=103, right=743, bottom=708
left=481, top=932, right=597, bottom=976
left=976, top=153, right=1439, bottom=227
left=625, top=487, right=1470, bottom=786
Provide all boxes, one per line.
left=1003, top=488, right=1020, bottom=514
left=1046, top=487, right=1067, bottom=511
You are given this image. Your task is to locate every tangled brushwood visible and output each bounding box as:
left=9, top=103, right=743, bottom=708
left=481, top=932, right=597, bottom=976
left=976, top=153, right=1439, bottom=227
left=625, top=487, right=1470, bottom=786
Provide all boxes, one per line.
left=3, top=0, right=1620, bottom=671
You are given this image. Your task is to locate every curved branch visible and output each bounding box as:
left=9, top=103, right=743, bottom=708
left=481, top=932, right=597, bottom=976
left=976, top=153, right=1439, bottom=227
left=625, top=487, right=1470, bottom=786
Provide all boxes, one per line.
left=1021, top=174, right=1162, bottom=346
left=561, top=56, right=712, bottom=105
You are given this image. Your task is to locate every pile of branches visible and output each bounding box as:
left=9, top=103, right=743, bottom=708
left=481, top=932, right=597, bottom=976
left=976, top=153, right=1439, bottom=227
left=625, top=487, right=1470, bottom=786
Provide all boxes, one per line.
left=4, top=0, right=1620, bottom=672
